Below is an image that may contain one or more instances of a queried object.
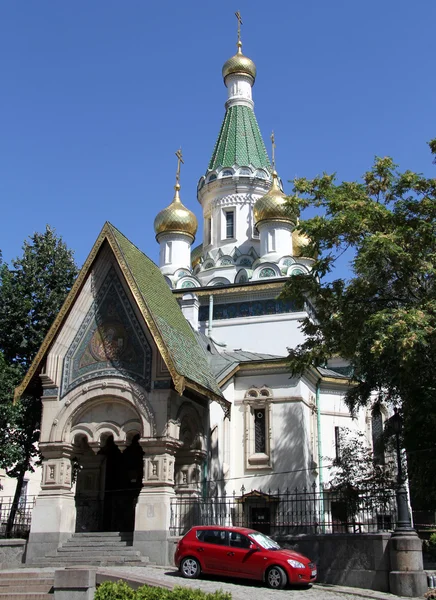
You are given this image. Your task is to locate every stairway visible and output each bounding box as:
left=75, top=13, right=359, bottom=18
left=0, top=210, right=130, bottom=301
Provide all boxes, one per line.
left=29, top=531, right=149, bottom=567
left=0, top=570, right=54, bottom=599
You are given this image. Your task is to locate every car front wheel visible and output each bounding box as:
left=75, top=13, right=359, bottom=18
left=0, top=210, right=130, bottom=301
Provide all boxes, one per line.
left=180, top=557, right=201, bottom=579
left=266, top=565, right=287, bottom=589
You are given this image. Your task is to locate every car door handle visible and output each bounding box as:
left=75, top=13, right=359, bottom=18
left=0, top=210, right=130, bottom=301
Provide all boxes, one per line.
left=227, top=551, right=234, bottom=556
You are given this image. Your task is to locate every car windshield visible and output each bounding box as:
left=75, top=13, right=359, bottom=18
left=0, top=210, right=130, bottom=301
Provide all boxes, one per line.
left=248, top=532, right=281, bottom=550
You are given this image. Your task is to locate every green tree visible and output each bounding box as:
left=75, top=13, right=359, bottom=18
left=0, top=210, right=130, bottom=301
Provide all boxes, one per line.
left=326, top=428, right=397, bottom=523
left=282, top=140, right=436, bottom=509
left=0, top=226, right=78, bottom=534
left=0, top=352, right=23, bottom=471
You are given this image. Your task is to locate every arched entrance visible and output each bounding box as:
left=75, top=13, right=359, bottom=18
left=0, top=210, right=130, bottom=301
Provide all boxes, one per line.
left=64, top=393, right=149, bottom=533
left=74, top=432, right=144, bottom=533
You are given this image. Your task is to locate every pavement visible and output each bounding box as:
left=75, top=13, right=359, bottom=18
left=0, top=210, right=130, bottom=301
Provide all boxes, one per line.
left=97, top=565, right=417, bottom=600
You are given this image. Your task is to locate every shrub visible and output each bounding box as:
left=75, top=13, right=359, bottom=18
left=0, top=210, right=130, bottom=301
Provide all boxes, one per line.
left=429, top=533, right=436, bottom=556
left=95, top=581, right=232, bottom=600
left=95, top=580, right=135, bottom=600
left=136, top=585, right=171, bottom=600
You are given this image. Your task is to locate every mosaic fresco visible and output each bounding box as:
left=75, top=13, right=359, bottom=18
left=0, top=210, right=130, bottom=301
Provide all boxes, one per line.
left=61, top=268, right=152, bottom=396
left=198, top=297, right=300, bottom=321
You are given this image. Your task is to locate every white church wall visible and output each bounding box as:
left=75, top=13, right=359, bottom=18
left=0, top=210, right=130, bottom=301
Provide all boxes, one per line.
left=0, top=465, right=42, bottom=499
left=208, top=313, right=306, bottom=355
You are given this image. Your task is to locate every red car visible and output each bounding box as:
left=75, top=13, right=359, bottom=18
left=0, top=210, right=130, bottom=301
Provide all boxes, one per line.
left=174, top=525, right=317, bottom=589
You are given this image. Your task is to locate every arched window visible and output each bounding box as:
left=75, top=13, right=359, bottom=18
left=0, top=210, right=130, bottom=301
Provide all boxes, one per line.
left=243, top=387, right=273, bottom=470
left=372, top=406, right=385, bottom=465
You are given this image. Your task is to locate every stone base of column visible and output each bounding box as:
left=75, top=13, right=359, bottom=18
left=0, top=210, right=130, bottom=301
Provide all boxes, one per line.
left=134, top=486, right=175, bottom=565
left=389, top=571, right=428, bottom=598
left=389, top=530, right=427, bottom=597
left=25, top=492, right=76, bottom=563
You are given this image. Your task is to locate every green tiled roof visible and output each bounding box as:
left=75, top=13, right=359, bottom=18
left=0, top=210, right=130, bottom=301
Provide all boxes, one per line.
left=108, top=224, right=226, bottom=403
left=208, top=105, right=271, bottom=172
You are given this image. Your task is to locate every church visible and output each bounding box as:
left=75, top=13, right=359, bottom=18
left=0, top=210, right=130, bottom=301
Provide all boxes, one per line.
left=16, top=20, right=376, bottom=566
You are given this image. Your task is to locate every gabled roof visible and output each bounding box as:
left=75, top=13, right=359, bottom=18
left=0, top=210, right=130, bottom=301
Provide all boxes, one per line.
left=15, top=222, right=229, bottom=417
left=208, top=105, right=271, bottom=173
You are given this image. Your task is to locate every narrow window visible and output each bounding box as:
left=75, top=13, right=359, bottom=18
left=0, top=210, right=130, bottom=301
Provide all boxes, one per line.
left=254, top=409, right=266, bottom=453
left=165, top=241, right=172, bottom=264
left=372, top=406, right=385, bottom=465
left=253, top=225, right=259, bottom=238
left=334, top=426, right=341, bottom=462
left=225, top=211, right=234, bottom=239
left=205, top=218, right=212, bottom=245
left=267, top=230, right=275, bottom=252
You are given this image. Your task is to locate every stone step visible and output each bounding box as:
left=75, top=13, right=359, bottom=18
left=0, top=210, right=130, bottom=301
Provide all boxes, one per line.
left=31, top=556, right=144, bottom=566
left=0, top=584, right=53, bottom=593
left=0, top=592, right=54, bottom=600
left=0, top=573, right=53, bottom=580
left=70, top=531, right=133, bottom=540
left=53, top=547, right=141, bottom=556
left=62, top=540, right=132, bottom=547
left=0, top=579, right=53, bottom=587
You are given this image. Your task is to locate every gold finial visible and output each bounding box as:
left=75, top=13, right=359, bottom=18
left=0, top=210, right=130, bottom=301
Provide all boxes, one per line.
left=235, top=10, right=243, bottom=52
left=175, top=148, right=184, bottom=188
left=271, top=131, right=276, bottom=172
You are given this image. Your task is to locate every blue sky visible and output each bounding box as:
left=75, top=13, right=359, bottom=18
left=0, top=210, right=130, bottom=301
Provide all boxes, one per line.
left=1, top=1, right=435, bottom=270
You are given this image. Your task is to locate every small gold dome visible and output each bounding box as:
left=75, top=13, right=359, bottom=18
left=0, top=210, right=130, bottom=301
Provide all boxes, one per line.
left=154, top=184, right=198, bottom=239
left=292, top=228, right=311, bottom=257
left=222, top=42, right=256, bottom=81
left=191, top=243, right=203, bottom=268
left=254, top=171, right=296, bottom=226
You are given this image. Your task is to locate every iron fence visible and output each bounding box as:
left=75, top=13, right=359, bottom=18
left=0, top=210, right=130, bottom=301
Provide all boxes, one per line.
left=0, top=495, right=36, bottom=538
left=170, top=484, right=398, bottom=537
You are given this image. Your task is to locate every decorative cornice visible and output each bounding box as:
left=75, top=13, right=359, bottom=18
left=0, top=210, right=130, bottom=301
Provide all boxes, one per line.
left=172, top=279, right=285, bottom=299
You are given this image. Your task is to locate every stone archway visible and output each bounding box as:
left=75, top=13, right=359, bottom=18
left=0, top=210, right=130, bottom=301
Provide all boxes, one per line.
left=70, top=396, right=145, bottom=533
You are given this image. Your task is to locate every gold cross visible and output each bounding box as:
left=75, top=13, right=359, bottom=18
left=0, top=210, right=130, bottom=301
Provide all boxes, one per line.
left=175, top=148, right=184, bottom=184
left=235, top=11, right=243, bottom=44
left=271, top=131, right=276, bottom=170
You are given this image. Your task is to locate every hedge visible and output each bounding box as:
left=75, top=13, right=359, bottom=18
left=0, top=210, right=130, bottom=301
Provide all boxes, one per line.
left=95, top=581, right=232, bottom=600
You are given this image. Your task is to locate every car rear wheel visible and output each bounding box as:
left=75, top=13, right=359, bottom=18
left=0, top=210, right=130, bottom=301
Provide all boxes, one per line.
left=266, top=565, right=287, bottom=589
left=180, top=557, right=201, bottom=579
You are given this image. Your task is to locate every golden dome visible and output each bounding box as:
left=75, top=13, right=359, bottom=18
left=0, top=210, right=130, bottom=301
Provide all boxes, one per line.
left=292, top=228, right=311, bottom=257
left=254, top=171, right=297, bottom=226
left=222, top=41, right=256, bottom=81
left=154, top=183, right=198, bottom=239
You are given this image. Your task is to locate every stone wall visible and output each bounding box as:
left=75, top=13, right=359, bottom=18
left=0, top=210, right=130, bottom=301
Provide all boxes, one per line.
left=0, top=539, right=26, bottom=569
left=279, top=533, right=392, bottom=592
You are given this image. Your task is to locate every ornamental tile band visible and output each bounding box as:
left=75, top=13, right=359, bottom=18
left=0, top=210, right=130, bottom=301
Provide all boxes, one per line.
left=198, top=297, right=300, bottom=321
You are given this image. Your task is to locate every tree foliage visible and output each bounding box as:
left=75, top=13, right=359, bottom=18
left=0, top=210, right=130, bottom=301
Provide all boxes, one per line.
left=282, top=141, right=436, bottom=508
left=0, top=226, right=78, bottom=519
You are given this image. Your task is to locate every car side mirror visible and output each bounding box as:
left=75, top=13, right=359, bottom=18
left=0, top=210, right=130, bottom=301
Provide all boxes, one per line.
left=249, top=543, right=258, bottom=551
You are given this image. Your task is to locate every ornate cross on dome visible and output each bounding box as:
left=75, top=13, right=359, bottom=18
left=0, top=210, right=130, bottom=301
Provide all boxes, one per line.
left=235, top=11, right=243, bottom=45
left=271, top=131, right=276, bottom=171
left=175, top=148, right=184, bottom=185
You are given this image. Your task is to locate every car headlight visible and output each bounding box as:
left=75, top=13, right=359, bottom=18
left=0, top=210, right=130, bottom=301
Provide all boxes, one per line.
left=287, top=559, right=305, bottom=568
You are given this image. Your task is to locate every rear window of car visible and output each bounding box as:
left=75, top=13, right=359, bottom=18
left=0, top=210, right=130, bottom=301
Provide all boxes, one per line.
left=196, top=529, right=227, bottom=545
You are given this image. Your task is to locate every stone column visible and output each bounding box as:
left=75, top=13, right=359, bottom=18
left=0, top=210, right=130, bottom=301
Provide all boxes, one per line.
left=26, top=443, right=75, bottom=563
left=389, top=529, right=427, bottom=597
left=133, top=438, right=181, bottom=566
left=389, top=484, right=427, bottom=597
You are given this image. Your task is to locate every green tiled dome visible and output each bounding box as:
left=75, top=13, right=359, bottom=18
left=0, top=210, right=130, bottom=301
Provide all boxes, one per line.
left=207, top=105, right=271, bottom=174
